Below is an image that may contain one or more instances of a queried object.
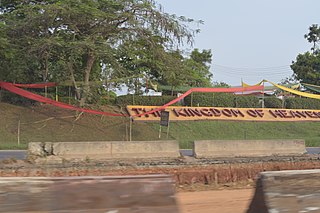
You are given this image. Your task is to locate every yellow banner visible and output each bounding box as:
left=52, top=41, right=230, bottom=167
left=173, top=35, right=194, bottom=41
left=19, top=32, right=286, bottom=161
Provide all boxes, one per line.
left=127, top=105, right=320, bottom=122
left=266, top=80, right=320, bottom=100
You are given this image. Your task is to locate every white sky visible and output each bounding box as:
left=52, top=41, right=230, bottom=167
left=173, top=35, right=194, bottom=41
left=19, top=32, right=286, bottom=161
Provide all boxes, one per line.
left=156, top=0, right=320, bottom=86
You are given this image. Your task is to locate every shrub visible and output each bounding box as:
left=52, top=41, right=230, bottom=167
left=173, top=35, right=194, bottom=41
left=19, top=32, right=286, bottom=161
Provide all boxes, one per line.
left=184, top=93, right=235, bottom=107
left=285, top=97, right=320, bottom=109
left=184, top=93, right=260, bottom=108
left=264, top=96, right=283, bottom=108
left=234, top=96, right=260, bottom=108
left=115, top=95, right=179, bottom=106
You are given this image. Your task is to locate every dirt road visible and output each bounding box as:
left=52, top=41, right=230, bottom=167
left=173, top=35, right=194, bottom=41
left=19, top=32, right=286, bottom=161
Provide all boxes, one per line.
left=177, top=189, right=254, bottom=213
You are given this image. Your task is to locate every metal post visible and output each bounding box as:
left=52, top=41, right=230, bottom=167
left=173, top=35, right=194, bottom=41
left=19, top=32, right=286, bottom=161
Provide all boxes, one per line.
left=191, top=93, right=193, bottom=107
left=129, top=116, right=132, bottom=141
left=55, top=86, right=58, bottom=101
left=159, top=125, right=162, bottom=139
left=68, top=86, right=71, bottom=104
left=166, top=122, right=170, bottom=139
left=262, top=81, right=265, bottom=108
left=17, top=119, right=21, bottom=146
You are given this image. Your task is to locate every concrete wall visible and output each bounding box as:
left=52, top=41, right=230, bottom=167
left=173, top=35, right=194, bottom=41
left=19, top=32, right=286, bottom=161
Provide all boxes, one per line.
left=0, top=175, right=179, bottom=213
left=28, top=140, right=180, bottom=160
left=247, top=169, right=320, bottom=213
left=193, top=139, right=306, bottom=158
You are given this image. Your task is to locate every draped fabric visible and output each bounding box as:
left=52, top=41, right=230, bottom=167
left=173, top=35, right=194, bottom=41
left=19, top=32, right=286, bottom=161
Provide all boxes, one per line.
left=134, top=85, right=264, bottom=117
left=241, top=80, right=265, bottom=87
left=0, top=81, right=264, bottom=117
left=302, top=83, right=320, bottom=93
left=241, top=80, right=320, bottom=99
left=0, top=81, right=126, bottom=117
left=266, top=80, right=320, bottom=100
left=13, top=82, right=57, bottom=88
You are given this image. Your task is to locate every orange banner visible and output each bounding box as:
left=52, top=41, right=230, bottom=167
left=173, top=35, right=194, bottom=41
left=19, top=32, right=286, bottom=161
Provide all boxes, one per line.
left=127, top=105, right=320, bottom=122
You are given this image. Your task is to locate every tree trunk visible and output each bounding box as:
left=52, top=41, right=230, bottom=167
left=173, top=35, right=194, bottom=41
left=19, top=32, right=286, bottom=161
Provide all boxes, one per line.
left=67, top=61, right=81, bottom=101
left=80, top=50, right=95, bottom=107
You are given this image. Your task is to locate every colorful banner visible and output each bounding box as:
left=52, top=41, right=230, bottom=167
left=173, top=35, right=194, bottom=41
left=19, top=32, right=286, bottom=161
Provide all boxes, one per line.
left=127, top=105, right=320, bottom=122
left=13, top=82, right=57, bottom=88
left=0, top=81, right=263, bottom=118
left=0, top=81, right=125, bottom=117
left=133, top=85, right=264, bottom=117
left=266, top=80, right=320, bottom=100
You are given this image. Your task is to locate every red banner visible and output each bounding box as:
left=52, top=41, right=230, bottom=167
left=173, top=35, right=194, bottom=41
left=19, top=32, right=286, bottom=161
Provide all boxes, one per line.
left=13, top=82, right=57, bottom=88
left=132, top=85, right=264, bottom=117
left=0, top=81, right=125, bottom=117
left=0, top=81, right=263, bottom=118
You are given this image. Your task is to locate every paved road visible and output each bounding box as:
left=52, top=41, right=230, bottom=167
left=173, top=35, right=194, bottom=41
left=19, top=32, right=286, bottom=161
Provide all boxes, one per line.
left=0, top=148, right=319, bottom=160
left=0, top=150, right=27, bottom=160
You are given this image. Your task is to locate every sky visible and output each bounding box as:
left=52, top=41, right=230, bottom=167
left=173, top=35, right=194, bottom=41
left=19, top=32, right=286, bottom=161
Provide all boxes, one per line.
left=156, top=0, right=320, bottom=86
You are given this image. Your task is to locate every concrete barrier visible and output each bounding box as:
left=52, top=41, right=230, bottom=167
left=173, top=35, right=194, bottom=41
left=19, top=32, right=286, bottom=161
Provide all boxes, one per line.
left=0, top=175, right=179, bottom=213
left=28, top=140, right=180, bottom=160
left=193, top=139, right=306, bottom=158
left=247, top=169, right=320, bottom=213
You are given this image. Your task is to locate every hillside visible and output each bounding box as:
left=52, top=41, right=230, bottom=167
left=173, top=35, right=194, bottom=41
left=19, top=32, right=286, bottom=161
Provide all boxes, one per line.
left=0, top=102, right=320, bottom=149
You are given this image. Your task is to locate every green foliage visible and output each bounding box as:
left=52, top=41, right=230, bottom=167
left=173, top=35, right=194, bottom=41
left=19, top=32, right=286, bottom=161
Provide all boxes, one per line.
left=115, top=95, right=178, bottom=107
left=234, top=96, right=260, bottom=108
left=184, top=93, right=260, bottom=108
left=98, top=91, right=117, bottom=105
left=304, top=24, right=320, bottom=53
left=264, top=97, right=283, bottom=108
left=284, top=97, right=320, bottom=109
left=291, top=52, right=320, bottom=85
left=0, top=0, right=198, bottom=105
left=180, top=49, right=213, bottom=87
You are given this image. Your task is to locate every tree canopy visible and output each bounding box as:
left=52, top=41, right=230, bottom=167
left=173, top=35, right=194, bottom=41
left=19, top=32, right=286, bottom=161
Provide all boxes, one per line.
left=291, top=24, right=320, bottom=85
left=0, top=0, right=213, bottom=104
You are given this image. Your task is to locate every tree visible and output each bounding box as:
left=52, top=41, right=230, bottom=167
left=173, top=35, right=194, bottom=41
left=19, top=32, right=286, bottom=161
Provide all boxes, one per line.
left=291, top=52, right=320, bottom=85
left=304, top=24, right=320, bottom=54
left=291, top=24, right=320, bottom=85
left=0, top=0, right=198, bottom=105
left=183, top=49, right=213, bottom=87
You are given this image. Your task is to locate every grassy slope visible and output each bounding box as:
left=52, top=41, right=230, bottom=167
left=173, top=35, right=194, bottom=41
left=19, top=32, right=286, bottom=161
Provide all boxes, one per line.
left=0, top=102, right=319, bottom=149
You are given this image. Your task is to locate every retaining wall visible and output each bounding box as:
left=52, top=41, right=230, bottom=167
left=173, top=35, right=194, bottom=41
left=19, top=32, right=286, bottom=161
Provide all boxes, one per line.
left=0, top=175, right=179, bottom=213
left=193, top=139, right=306, bottom=158
left=28, top=140, right=180, bottom=160
left=247, top=169, right=320, bottom=213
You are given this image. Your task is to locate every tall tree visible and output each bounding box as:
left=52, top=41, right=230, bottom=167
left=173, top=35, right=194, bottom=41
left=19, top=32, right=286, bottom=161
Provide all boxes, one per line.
left=304, top=24, right=320, bottom=54
left=291, top=24, right=320, bottom=85
left=291, top=52, right=320, bottom=85
left=0, top=0, right=198, bottom=105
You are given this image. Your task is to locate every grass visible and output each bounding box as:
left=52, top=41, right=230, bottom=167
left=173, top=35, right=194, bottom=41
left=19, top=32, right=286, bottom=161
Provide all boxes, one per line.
left=0, top=102, right=320, bottom=149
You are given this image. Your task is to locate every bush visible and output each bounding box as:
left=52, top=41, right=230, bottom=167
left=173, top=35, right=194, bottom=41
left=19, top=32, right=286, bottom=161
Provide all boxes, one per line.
left=184, top=93, right=235, bottom=107
left=115, top=95, right=179, bottom=106
left=234, top=96, right=260, bottom=108
left=184, top=93, right=260, bottom=108
left=0, top=90, right=37, bottom=106
left=285, top=97, right=320, bottom=109
left=264, top=96, right=283, bottom=108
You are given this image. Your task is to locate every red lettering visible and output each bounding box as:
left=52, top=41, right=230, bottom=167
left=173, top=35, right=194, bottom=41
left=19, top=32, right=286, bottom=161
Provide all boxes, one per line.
left=189, top=108, right=202, bottom=116
left=131, top=108, right=143, bottom=117
left=247, top=109, right=257, bottom=117
left=210, top=108, right=222, bottom=117
left=279, top=110, right=293, bottom=118
left=268, top=110, right=284, bottom=118
left=200, top=108, right=213, bottom=117
left=222, top=109, right=232, bottom=117
left=172, top=109, right=187, bottom=117
left=305, top=111, right=319, bottom=118
left=230, top=109, right=245, bottom=117
left=289, top=110, right=301, bottom=118
left=255, top=109, right=264, bottom=118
